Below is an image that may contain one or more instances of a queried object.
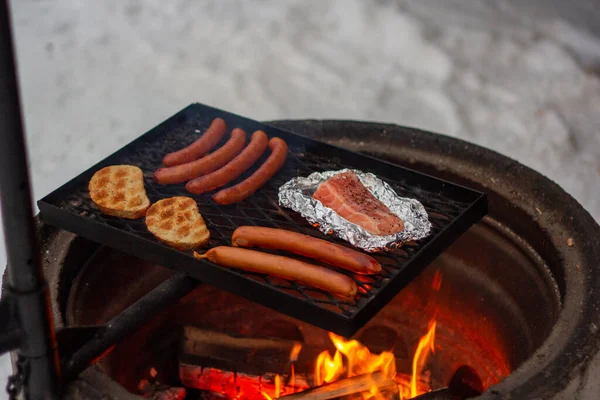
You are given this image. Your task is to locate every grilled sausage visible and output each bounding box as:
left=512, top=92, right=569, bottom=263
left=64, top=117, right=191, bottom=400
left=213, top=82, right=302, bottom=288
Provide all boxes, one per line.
left=186, top=130, right=269, bottom=194
left=154, top=128, right=247, bottom=185
left=231, top=226, right=382, bottom=274
left=195, top=246, right=357, bottom=299
left=163, top=118, right=227, bottom=167
left=213, top=137, right=288, bottom=204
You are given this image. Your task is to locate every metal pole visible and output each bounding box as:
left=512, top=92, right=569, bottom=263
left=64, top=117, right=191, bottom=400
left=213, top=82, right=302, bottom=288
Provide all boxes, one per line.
left=0, top=0, right=61, bottom=398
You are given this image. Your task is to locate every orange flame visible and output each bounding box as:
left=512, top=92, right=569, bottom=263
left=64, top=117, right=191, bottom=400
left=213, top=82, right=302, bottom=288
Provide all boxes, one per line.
left=330, top=333, right=396, bottom=379
left=267, top=270, right=442, bottom=400
left=259, top=319, right=439, bottom=400
left=315, top=347, right=345, bottom=386
left=260, top=392, right=273, bottom=400
left=275, top=375, right=281, bottom=398
left=291, top=365, right=295, bottom=394
left=314, top=333, right=397, bottom=399
left=410, top=320, right=437, bottom=398
left=289, top=343, right=302, bottom=362
left=289, top=343, right=302, bottom=394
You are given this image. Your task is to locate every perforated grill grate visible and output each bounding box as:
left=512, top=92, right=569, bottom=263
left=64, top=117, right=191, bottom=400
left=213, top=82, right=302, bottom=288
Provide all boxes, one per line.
left=39, top=103, right=487, bottom=336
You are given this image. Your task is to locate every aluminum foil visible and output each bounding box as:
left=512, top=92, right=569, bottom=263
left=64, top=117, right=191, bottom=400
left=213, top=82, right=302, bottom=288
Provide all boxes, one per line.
left=278, top=169, right=432, bottom=252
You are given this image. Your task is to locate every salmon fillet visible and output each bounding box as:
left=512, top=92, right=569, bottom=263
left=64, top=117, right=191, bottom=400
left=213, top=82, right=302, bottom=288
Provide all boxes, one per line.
left=313, top=171, right=405, bottom=235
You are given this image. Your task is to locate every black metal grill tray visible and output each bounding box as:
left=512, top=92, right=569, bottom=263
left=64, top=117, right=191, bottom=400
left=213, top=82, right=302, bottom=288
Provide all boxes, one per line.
left=38, top=103, right=487, bottom=337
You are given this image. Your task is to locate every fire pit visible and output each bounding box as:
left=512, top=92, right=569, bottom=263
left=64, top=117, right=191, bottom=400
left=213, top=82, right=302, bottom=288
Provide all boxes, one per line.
left=18, top=120, right=600, bottom=399
left=64, top=217, right=547, bottom=398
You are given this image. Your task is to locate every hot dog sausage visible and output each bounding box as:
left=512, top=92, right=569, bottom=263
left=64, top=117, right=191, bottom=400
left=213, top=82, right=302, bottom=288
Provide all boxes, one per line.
left=186, top=130, right=269, bottom=194
left=213, top=137, right=288, bottom=204
left=195, top=246, right=357, bottom=299
left=154, top=128, right=247, bottom=185
left=231, top=226, right=382, bottom=275
left=163, top=118, right=227, bottom=167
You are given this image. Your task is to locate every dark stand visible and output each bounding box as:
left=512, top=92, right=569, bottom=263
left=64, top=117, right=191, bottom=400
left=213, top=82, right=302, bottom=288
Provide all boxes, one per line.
left=0, top=0, right=61, bottom=398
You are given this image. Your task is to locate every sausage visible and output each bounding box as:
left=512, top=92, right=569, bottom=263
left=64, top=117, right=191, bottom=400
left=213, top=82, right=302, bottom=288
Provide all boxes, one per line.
left=195, top=246, right=357, bottom=299
left=231, top=226, right=382, bottom=275
left=154, top=128, right=247, bottom=185
left=186, top=130, right=269, bottom=194
left=163, top=118, right=227, bottom=167
left=213, top=137, right=288, bottom=204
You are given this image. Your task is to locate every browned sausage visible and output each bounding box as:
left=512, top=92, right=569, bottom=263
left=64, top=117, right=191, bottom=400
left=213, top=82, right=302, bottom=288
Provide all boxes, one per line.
left=231, top=226, right=382, bottom=275
left=163, top=118, right=227, bottom=167
left=186, top=130, right=269, bottom=194
left=195, top=246, right=357, bottom=299
left=213, top=137, right=288, bottom=204
left=154, top=129, right=247, bottom=185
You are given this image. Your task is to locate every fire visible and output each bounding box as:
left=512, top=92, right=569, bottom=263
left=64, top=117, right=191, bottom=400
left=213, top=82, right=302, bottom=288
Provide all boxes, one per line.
left=290, top=365, right=295, bottom=392
left=261, top=392, right=273, bottom=400
left=289, top=343, right=302, bottom=393
left=260, top=270, right=442, bottom=400
left=312, top=322, right=436, bottom=400
left=315, top=346, right=345, bottom=385
left=316, top=333, right=397, bottom=384
left=311, top=270, right=442, bottom=400
left=289, top=343, right=302, bottom=362
left=410, top=320, right=437, bottom=398
left=315, top=333, right=396, bottom=400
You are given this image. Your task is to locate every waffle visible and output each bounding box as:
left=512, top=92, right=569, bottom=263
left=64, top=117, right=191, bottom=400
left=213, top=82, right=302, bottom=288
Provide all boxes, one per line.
left=145, top=196, right=210, bottom=250
left=89, top=165, right=150, bottom=219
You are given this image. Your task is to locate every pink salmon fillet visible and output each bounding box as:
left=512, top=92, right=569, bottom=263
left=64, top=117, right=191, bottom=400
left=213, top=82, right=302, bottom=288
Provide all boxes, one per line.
left=312, top=171, right=404, bottom=235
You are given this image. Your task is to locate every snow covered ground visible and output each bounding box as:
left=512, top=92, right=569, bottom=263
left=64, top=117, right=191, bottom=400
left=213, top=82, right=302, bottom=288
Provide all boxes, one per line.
left=1, top=0, right=599, bottom=395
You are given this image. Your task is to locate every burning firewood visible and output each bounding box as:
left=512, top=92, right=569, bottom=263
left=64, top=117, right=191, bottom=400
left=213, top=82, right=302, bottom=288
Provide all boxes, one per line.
left=179, top=326, right=317, bottom=399
left=179, top=365, right=309, bottom=400
left=178, top=326, right=436, bottom=400
left=275, top=371, right=398, bottom=400
left=180, top=326, right=324, bottom=376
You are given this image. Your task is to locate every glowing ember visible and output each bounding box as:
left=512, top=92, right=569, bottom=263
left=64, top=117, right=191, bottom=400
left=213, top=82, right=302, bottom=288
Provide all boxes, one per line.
left=188, top=367, right=308, bottom=400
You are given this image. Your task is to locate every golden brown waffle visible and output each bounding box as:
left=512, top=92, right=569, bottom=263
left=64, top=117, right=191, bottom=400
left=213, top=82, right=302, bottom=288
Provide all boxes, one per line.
left=145, top=196, right=210, bottom=250
left=89, top=165, right=150, bottom=219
